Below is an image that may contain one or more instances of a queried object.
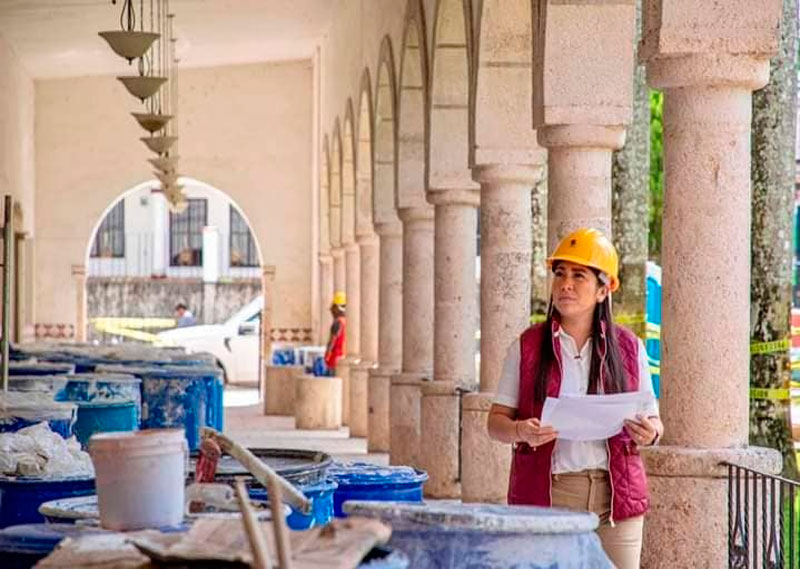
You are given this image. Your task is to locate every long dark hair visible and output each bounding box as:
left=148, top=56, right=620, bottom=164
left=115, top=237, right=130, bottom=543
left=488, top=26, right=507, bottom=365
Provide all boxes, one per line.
left=533, top=274, right=628, bottom=403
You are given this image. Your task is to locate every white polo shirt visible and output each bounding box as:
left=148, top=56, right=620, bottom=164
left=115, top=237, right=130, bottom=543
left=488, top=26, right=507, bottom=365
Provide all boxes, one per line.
left=493, top=329, right=659, bottom=474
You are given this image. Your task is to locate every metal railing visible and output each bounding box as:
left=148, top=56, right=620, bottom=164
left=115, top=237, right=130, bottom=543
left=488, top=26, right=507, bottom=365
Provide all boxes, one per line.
left=727, top=462, right=800, bottom=568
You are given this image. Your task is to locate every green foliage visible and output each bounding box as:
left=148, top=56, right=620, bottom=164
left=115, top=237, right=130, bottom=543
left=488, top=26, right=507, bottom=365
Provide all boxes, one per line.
left=649, top=90, right=664, bottom=263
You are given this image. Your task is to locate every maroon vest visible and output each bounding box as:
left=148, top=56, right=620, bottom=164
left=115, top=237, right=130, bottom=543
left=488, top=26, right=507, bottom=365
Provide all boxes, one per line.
left=507, top=321, right=650, bottom=522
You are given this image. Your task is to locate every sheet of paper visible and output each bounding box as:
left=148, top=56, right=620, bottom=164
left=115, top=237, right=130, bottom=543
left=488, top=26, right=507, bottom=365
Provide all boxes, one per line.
left=540, top=391, right=656, bottom=441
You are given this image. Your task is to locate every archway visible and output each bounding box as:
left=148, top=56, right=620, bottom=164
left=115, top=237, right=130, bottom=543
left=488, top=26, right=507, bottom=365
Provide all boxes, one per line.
left=84, top=176, right=264, bottom=385
left=373, top=38, right=399, bottom=228
left=318, top=136, right=333, bottom=343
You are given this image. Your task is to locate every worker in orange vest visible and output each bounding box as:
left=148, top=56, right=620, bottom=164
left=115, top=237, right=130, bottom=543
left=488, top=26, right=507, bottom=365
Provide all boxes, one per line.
left=324, top=291, right=347, bottom=375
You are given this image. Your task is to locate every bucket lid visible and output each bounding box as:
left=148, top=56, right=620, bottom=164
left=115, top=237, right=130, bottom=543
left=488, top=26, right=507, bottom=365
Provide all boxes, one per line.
left=0, top=523, right=104, bottom=554
left=342, top=502, right=599, bottom=534
left=0, top=391, right=76, bottom=419
left=67, top=373, right=141, bottom=384
left=328, top=462, right=428, bottom=486
left=89, top=428, right=185, bottom=453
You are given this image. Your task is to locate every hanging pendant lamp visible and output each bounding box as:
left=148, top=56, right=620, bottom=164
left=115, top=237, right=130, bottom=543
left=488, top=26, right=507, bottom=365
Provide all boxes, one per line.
left=131, top=112, right=172, bottom=134
left=118, top=76, right=167, bottom=102
left=154, top=170, right=178, bottom=185
left=99, top=31, right=159, bottom=63
left=141, top=135, right=177, bottom=155
left=148, top=155, right=179, bottom=173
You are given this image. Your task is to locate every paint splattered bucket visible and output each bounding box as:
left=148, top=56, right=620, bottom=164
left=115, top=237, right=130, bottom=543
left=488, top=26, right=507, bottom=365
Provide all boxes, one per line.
left=0, top=475, right=95, bottom=529
left=0, top=523, right=105, bottom=569
left=72, top=400, right=138, bottom=447
left=89, top=429, right=186, bottom=531
left=327, top=463, right=428, bottom=518
left=249, top=477, right=338, bottom=530
left=0, top=392, right=77, bottom=439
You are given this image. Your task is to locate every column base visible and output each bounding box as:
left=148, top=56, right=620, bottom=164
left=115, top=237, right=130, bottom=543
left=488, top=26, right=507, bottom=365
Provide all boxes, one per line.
left=262, top=364, right=303, bottom=416
left=390, top=373, right=426, bottom=467
left=349, top=360, right=370, bottom=438
left=460, top=391, right=510, bottom=504
left=641, top=445, right=781, bottom=568
left=367, top=367, right=394, bottom=452
left=420, top=381, right=462, bottom=499
left=295, top=374, right=343, bottom=430
left=335, top=357, right=356, bottom=426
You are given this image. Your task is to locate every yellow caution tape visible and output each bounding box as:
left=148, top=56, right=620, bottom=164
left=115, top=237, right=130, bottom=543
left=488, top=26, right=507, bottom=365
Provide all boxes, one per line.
left=750, top=387, right=792, bottom=401
left=90, top=317, right=176, bottom=329
left=750, top=338, right=791, bottom=355
left=649, top=365, right=660, bottom=375
left=529, top=312, right=647, bottom=326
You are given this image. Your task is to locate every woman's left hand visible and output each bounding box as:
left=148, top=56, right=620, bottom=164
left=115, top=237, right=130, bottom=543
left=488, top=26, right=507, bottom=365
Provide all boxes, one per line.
left=624, top=414, right=659, bottom=446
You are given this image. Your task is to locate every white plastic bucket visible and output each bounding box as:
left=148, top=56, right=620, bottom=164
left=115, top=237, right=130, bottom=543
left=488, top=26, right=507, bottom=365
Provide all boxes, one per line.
left=89, top=429, right=186, bottom=530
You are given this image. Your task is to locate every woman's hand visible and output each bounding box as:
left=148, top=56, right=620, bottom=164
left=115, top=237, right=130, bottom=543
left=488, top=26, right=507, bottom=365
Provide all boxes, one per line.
left=624, top=414, right=659, bottom=446
left=516, top=418, right=558, bottom=448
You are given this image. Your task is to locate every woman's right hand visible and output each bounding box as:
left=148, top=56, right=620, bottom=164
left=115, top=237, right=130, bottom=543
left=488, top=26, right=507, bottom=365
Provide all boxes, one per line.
left=515, top=418, right=558, bottom=448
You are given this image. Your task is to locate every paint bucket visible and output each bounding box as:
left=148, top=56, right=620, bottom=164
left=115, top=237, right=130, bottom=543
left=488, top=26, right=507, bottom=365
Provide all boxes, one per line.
left=0, top=392, right=77, bottom=439
left=189, top=448, right=332, bottom=487
left=72, top=400, right=138, bottom=447
left=0, top=475, right=95, bottom=528
left=55, top=373, right=142, bottom=424
left=343, top=502, right=613, bottom=568
left=9, top=362, right=75, bottom=376
left=249, top=477, right=338, bottom=530
left=89, top=429, right=187, bottom=531
left=0, top=523, right=105, bottom=569
left=328, top=463, right=428, bottom=518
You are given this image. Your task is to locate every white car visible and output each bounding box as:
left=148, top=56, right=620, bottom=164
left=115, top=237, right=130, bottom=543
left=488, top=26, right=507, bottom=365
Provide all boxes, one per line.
left=156, top=296, right=263, bottom=385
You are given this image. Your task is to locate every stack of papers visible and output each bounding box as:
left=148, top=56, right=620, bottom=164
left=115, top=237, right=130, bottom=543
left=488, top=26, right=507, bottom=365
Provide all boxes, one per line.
left=540, top=392, right=657, bottom=441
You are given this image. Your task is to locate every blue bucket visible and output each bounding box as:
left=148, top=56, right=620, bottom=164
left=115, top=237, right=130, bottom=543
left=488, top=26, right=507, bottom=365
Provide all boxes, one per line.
left=9, top=362, right=75, bottom=376
left=358, top=546, right=410, bottom=568
left=250, top=478, right=338, bottom=530
left=0, top=523, right=105, bottom=569
left=0, top=393, right=77, bottom=439
left=55, top=373, right=142, bottom=426
left=328, top=463, right=428, bottom=518
left=72, top=400, right=138, bottom=446
left=0, top=476, right=95, bottom=529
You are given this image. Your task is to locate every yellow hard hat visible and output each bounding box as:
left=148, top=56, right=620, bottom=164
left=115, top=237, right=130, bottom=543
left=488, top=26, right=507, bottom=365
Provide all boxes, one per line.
left=332, top=291, right=347, bottom=306
left=546, top=228, right=619, bottom=292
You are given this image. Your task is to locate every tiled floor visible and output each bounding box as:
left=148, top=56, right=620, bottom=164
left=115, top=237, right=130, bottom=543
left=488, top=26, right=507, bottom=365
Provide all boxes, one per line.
left=222, top=386, right=389, bottom=466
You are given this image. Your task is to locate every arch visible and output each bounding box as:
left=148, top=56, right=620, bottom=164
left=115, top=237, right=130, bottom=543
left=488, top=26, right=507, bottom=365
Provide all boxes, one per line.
left=341, top=100, right=357, bottom=245
left=426, top=0, right=475, bottom=191
left=397, top=0, right=429, bottom=210
left=471, top=0, right=539, bottom=166
left=319, top=135, right=331, bottom=255
left=329, top=120, right=343, bottom=249
left=85, top=176, right=264, bottom=272
left=356, top=70, right=375, bottom=237
left=373, top=36, right=399, bottom=226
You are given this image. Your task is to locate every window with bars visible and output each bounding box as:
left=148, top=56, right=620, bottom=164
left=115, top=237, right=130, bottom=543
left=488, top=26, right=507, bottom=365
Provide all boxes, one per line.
left=229, top=206, right=259, bottom=267
left=90, top=200, right=125, bottom=258
left=170, top=199, right=207, bottom=267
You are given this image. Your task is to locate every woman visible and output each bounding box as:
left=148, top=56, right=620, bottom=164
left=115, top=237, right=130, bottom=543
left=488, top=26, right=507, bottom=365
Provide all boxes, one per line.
left=487, top=228, right=663, bottom=569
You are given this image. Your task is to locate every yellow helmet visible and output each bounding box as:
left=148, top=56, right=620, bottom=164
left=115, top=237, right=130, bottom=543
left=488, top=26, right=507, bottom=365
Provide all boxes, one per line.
left=546, top=228, right=620, bottom=292
left=332, top=291, right=347, bottom=306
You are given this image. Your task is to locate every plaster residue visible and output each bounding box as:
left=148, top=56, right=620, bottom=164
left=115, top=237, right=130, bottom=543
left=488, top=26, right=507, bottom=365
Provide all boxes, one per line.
left=0, top=421, right=94, bottom=478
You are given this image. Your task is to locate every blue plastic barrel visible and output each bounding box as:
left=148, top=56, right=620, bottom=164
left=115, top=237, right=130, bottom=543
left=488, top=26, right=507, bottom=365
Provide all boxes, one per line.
left=645, top=261, right=662, bottom=398
left=55, top=373, right=142, bottom=426
left=0, top=393, right=76, bottom=439
left=0, top=523, right=105, bottom=568
left=328, top=463, right=428, bottom=518
left=95, top=364, right=223, bottom=451
left=0, top=476, right=95, bottom=528
left=72, top=400, right=138, bottom=446
left=249, top=478, right=338, bottom=530
left=358, top=546, right=410, bottom=568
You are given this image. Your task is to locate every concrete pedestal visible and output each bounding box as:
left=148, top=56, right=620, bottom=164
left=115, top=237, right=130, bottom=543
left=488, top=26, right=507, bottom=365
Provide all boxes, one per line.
left=349, top=361, right=369, bottom=438
left=390, top=373, right=424, bottom=467
left=367, top=367, right=392, bottom=452
left=295, top=374, right=342, bottom=430
left=461, top=392, right=511, bottom=504
left=420, top=380, right=462, bottom=499
left=262, top=364, right=303, bottom=416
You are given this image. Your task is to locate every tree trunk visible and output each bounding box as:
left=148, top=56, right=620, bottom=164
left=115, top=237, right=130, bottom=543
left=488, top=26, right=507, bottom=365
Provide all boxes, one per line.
left=611, top=0, right=649, bottom=338
left=749, top=0, right=798, bottom=478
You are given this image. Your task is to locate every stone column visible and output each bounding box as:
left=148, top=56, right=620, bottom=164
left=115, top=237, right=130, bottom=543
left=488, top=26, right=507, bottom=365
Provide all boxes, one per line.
left=369, top=220, right=403, bottom=452
left=391, top=206, right=434, bottom=465
left=261, top=266, right=276, bottom=372
left=332, top=248, right=345, bottom=296
left=354, top=233, right=382, bottom=450
left=13, top=232, right=27, bottom=343
left=318, top=253, right=334, bottom=344
left=420, top=189, right=479, bottom=498
left=638, top=2, right=783, bottom=566
left=71, top=264, right=87, bottom=342
left=461, top=164, right=542, bottom=503
left=330, top=246, right=349, bottom=423
left=343, top=242, right=365, bottom=437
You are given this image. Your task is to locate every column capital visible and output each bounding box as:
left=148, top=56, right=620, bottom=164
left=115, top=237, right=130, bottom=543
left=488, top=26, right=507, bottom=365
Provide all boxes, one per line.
left=398, top=206, right=434, bottom=224
left=261, top=265, right=276, bottom=279
left=331, top=247, right=345, bottom=260
left=644, top=53, right=771, bottom=91
left=426, top=188, right=480, bottom=208
left=318, top=252, right=333, bottom=264
left=537, top=124, right=626, bottom=151
left=471, top=163, right=545, bottom=187
left=373, top=220, right=403, bottom=238
left=355, top=233, right=379, bottom=247
left=344, top=242, right=360, bottom=255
